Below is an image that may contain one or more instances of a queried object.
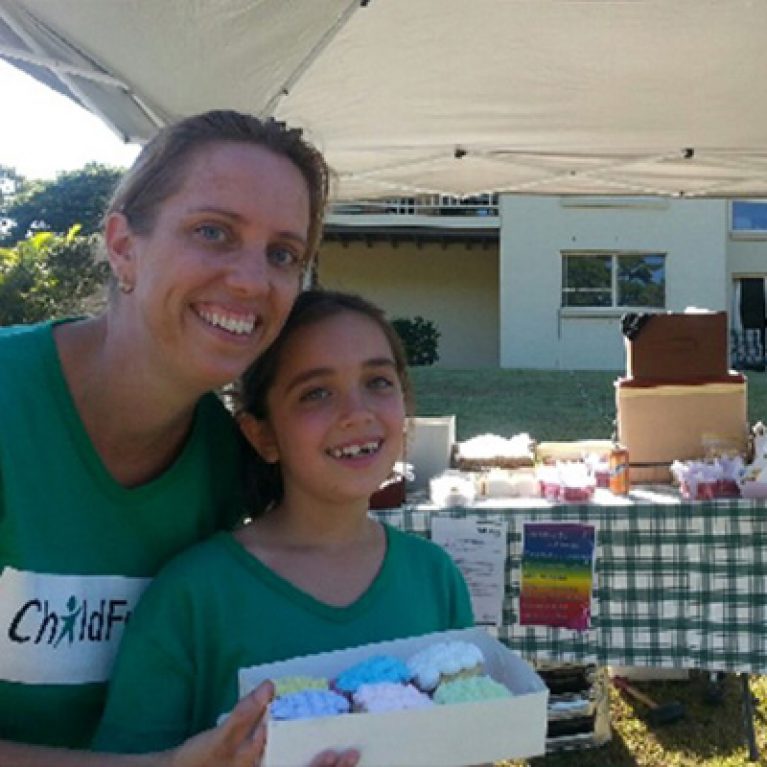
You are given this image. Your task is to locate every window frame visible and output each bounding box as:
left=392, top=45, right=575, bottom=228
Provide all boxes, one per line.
left=730, top=200, right=767, bottom=238
left=561, top=250, right=667, bottom=313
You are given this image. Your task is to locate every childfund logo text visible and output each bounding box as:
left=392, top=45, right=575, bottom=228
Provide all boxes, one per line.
left=7, top=595, right=132, bottom=647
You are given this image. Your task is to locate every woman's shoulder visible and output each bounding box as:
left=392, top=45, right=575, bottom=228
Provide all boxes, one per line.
left=0, top=319, right=51, bottom=359
left=0, top=322, right=60, bottom=410
left=0, top=319, right=85, bottom=380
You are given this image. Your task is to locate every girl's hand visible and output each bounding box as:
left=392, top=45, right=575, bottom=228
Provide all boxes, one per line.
left=308, top=749, right=361, bottom=767
left=167, top=681, right=273, bottom=767
left=166, top=680, right=360, bottom=767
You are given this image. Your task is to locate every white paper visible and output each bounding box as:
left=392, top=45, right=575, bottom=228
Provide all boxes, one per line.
left=431, top=517, right=507, bottom=625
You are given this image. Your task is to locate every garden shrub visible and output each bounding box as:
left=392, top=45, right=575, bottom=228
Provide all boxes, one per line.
left=392, top=315, right=440, bottom=366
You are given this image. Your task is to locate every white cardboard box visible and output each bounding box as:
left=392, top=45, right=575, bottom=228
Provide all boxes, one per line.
left=239, top=627, right=549, bottom=767
left=404, top=415, right=456, bottom=490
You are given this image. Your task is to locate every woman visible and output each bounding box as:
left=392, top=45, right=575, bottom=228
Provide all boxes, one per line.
left=0, top=110, right=356, bottom=766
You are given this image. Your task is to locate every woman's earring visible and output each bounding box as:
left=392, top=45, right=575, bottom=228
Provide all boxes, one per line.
left=117, top=276, right=134, bottom=294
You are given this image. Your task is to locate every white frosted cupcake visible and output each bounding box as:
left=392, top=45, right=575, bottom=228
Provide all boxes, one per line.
left=270, top=689, right=349, bottom=721
left=352, top=682, right=433, bottom=713
left=407, top=641, right=485, bottom=692
left=433, top=675, right=512, bottom=705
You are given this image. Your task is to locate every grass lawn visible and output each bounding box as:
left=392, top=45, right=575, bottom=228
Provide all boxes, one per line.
left=410, top=367, right=767, bottom=767
left=410, top=368, right=767, bottom=442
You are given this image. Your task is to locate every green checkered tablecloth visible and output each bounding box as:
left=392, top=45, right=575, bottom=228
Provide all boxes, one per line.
left=373, top=492, right=767, bottom=673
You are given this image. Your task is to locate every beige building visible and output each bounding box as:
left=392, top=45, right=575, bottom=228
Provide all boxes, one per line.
left=318, top=202, right=500, bottom=368
left=319, top=197, right=767, bottom=371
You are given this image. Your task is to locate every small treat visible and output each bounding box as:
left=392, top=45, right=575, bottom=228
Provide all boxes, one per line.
left=407, top=641, right=485, bottom=692
left=270, top=689, right=349, bottom=721
left=429, top=470, right=476, bottom=507
left=274, top=676, right=328, bottom=697
left=433, top=675, right=512, bottom=705
left=483, top=467, right=537, bottom=499
left=454, top=433, right=535, bottom=470
left=333, top=655, right=412, bottom=695
left=352, top=682, right=433, bottom=713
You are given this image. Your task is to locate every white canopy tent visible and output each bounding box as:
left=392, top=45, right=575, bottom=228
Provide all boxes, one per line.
left=2, top=0, right=767, bottom=200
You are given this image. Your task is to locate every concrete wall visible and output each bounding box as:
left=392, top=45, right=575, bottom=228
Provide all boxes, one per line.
left=318, top=240, right=499, bottom=368
left=499, top=197, right=728, bottom=370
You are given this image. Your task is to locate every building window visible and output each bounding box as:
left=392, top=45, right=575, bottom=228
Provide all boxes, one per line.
left=732, top=201, right=767, bottom=232
left=562, top=252, right=666, bottom=309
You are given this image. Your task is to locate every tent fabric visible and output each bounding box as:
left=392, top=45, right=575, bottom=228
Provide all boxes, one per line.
left=2, top=0, right=767, bottom=200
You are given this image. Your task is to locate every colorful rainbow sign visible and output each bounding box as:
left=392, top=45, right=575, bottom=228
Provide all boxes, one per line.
left=519, top=522, right=596, bottom=631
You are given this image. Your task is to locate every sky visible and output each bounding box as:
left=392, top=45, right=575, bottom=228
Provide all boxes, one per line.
left=0, top=59, right=141, bottom=180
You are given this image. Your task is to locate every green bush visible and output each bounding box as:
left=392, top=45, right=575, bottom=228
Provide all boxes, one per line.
left=392, top=315, right=440, bottom=366
left=0, top=226, right=109, bottom=325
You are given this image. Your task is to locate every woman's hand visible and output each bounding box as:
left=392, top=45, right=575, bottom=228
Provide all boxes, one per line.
left=166, top=680, right=360, bottom=767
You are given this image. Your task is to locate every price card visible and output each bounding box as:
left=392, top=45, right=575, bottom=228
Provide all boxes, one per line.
left=431, top=517, right=507, bottom=626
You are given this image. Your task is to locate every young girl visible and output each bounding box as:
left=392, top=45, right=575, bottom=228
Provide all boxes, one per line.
left=92, top=289, right=473, bottom=752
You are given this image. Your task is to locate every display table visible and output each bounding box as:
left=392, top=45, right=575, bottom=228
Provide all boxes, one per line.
left=372, top=486, right=767, bottom=674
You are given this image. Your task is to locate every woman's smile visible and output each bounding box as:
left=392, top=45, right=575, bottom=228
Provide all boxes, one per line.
left=193, top=303, right=260, bottom=338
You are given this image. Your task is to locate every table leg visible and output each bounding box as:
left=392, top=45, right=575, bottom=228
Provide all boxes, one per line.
left=741, top=673, right=760, bottom=762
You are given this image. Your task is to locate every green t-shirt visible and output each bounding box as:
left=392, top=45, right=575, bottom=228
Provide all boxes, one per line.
left=93, top=524, right=474, bottom=752
left=0, top=320, right=245, bottom=747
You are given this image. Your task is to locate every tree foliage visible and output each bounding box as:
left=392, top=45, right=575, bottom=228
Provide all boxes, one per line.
left=0, top=164, right=25, bottom=198
left=0, top=165, right=25, bottom=239
left=0, top=163, right=124, bottom=245
left=0, top=226, right=109, bottom=325
left=617, top=254, right=665, bottom=307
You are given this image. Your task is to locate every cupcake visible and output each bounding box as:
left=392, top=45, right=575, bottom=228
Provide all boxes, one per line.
left=273, top=676, right=328, bottom=697
left=352, top=682, right=433, bottom=713
left=333, top=654, right=412, bottom=695
left=407, top=641, right=485, bottom=692
left=433, top=675, right=512, bottom=705
left=270, top=688, right=349, bottom=721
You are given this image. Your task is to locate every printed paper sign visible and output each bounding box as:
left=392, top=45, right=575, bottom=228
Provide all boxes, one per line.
left=431, top=517, right=507, bottom=625
left=519, top=522, right=596, bottom=631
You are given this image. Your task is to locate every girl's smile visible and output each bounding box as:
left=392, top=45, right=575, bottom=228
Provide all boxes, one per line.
left=325, top=438, right=383, bottom=461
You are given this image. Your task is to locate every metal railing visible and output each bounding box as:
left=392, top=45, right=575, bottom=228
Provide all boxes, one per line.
left=330, top=193, right=499, bottom=218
